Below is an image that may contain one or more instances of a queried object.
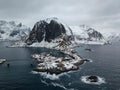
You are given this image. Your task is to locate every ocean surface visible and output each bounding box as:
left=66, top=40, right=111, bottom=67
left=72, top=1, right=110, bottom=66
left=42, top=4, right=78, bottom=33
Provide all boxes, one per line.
left=0, top=41, right=120, bottom=90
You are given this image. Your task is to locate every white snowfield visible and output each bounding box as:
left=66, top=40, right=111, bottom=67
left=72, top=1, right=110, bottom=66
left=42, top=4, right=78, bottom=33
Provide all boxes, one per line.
left=0, top=20, right=30, bottom=41
left=73, top=40, right=106, bottom=45
left=70, top=25, right=107, bottom=45
left=103, top=32, right=120, bottom=42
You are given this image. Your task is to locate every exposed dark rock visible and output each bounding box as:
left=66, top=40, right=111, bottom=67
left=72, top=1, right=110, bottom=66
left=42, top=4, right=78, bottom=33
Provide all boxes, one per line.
left=0, top=20, right=30, bottom=40
left=87, top=28, right=103, bottom=41
left=72, top=25, right=105, bottom=42
left=0, top=20, right=7, bottom=25
left=33, top=66, right=78, bottom=75
left=10, top=31, right=20, bottom=37
left=17, top=23, right=22, bottom=27
left=87, top=76, right=98, bottom=82
left=7, top=63, right=10, bottom=67
left=85, top=48, right=92, bottom=52
left=0, top=30, right=5, bottom=34
left=26, top=18, right=72, bottom=45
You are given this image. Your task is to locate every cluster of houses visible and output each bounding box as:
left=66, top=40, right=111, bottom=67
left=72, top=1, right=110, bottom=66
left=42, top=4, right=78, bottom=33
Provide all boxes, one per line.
left=31, top=49, right=84, bottom=74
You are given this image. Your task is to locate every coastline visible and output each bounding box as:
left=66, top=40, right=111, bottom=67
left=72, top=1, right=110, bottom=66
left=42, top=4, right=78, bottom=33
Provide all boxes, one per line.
left=31, top=49, right=89, bottom=75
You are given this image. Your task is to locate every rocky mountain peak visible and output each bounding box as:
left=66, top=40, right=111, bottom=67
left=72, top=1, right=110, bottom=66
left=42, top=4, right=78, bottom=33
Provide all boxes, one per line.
left=26, top=18, right=73, bottom=45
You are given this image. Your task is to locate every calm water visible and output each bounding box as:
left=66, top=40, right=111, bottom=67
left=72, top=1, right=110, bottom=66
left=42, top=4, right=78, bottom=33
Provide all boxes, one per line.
left=0, top=41, right=120, bottom=90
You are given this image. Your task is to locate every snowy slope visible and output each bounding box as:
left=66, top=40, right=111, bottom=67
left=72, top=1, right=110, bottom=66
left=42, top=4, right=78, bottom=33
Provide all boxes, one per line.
left=70, top=25, right=107, bottom=45
left=0, top=20, right=31, bottom=41
left=103, top=32, right=120, bottom=42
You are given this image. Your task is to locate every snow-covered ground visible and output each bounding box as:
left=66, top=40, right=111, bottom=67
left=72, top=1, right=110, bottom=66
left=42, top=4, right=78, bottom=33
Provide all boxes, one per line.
left=102, top=32, right=120, bottom=42
left=0, top=20, right=30, bottom=41
left=31, top=49, right=83, bottom=74
left=70, top=25, right=107, bottom=45
left=73, top=39, right=107, bottom=45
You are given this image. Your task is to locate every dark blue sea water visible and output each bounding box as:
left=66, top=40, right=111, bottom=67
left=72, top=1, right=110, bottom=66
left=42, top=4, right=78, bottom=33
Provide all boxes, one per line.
left=0, top=41, right=120, bottom=90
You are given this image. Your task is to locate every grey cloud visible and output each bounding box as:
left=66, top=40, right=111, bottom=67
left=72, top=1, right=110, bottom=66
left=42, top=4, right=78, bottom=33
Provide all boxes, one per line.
left=0, top=0, right=120, bottom=32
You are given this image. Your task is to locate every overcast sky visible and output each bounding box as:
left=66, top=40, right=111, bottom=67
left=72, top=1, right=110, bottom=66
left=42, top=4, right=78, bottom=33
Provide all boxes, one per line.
left=0, top=0, right=120, bottom=33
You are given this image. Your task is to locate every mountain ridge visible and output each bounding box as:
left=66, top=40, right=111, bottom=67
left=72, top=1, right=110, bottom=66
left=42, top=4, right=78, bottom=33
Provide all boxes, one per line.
left=0, top=20, right=31, bottom=41
left=26, top=18, right=73, bottom=47
left=1, top=18, right=118, bottom=47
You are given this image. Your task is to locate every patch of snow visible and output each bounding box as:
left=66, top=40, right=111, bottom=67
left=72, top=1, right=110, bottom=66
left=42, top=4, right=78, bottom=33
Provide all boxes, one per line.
left=0, top=20, right=30, bottom=41
left=70, top=25, right=107, bottom=45
left=29, top=41, right=58, bottom=48
left=0, top=59, right=6, bottom=64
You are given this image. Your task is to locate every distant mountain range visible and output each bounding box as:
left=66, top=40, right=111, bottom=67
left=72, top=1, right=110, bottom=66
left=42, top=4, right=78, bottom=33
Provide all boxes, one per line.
left=103, top=32, right=120, bottom=42
left=0, top=20, right=31, bottom=41
left=0, top=18, right=119, bottom=47
left=70, top=25, right=107, bottom=45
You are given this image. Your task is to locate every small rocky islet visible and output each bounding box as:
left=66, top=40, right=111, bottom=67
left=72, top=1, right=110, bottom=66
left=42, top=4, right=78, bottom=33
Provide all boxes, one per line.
left=87, top=76, right=98, bottom=82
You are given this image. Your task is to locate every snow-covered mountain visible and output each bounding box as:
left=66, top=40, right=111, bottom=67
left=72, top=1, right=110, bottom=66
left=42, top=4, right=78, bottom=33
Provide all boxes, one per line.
left=0, top=20, right=31, bottom=41
left=70, top=25, right=107, bottom=45
left=25, top=18, right=109, bottom=47
left=2, top=17, right=117, bottom=47
left=104, top=32, right=120, bottom=42
left=25, top=17, right=74, bottom=47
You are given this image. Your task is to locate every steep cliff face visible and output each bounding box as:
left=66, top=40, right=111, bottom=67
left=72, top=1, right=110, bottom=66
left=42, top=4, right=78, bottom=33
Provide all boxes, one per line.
left=87, top=28, right=103, bottom=41
left=26, top=18, right=73, bottom=45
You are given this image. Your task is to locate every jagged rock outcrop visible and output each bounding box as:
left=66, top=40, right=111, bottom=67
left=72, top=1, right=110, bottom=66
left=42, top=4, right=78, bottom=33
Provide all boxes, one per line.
left=26, top=18, right=73, bottom=45
left=87, top=28, right=103, bottom=41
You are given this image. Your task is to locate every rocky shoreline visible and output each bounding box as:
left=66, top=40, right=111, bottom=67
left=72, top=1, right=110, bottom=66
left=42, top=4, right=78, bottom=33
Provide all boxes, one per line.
left=31, top=49, right=88, bottom=74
